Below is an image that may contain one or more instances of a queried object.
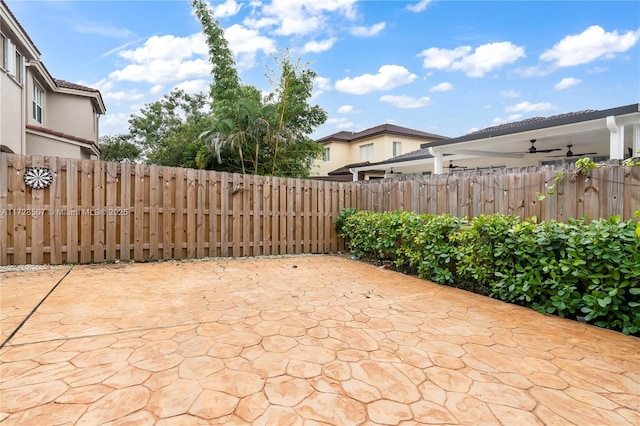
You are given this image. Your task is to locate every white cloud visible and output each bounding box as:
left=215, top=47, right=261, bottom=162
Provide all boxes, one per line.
left=100, top=112, right=130, bottom=136
left=554, top=77, right=582, bottom=90
left=211, top=0, right=242, bottom=18
left=500, top=89, right=520, bottom=98
left=150, top=85, right=165, bottom=95
left=174, top=79, right=211, bottom=94
left=314, top=76, right=332, bottom=91
left=491, top=114, right=523, bottom=126
left=418, top=41, right=525, bottom=77
left=379, top=95, right=431, bottom=108
left=253, top=0, right=357, bottom=36
left=327, top=117, right=355, bottom=129
left=407, top=0, right=434, bottom=13
left=335, top=65, right=417, bottom=94
left=70, top=19, right=134, bottom=39
left=541, top=25, right=640, bottom=67
left=505, top=101, right=554, bottom=113
left=113, top=26, right=274, bottom=86
left=110, top=58, right=211, bottom=84
left=103, top=91, right=145, bottom=102
left=302, top=37, right=337, bottom=53
left=312, top=76, right=332, bottom=98
left=350, top=22, right=386, bottom=37
left=119, top=34, right=207, bottom=63
left=515, top=64, right=554, bottom=78
left=224, top=24, right=277, bottom=69
left=337, top=105, right=354, bottom=113
left=430, top=82, right=453, bottom=92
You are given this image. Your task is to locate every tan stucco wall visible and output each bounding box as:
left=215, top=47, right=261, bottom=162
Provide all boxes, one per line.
left=312, top=135, right=433, bottom=177
left=46, top=92, right=97, bottom=143
left=0, top=72, right=24, bottom=154
left=26, top=132, right=89, bottom=159
left=312, top=142, right=351, bottom=176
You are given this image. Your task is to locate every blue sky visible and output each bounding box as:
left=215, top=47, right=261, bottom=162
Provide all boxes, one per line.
left=8, top=0, right=640, bottom=140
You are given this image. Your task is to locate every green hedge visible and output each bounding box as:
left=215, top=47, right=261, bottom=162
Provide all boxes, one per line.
left=337, top=210, right=640, bottom=335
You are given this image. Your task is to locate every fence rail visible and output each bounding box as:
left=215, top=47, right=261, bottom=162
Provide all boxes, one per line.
left=1, top=154, right=638, bottom=266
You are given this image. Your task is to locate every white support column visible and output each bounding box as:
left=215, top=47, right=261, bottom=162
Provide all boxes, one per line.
left=429, top=147, right=444, bottom=174
left=606, top=115, right=625, bottom=160
left=633, top=123, right=640, bottom=157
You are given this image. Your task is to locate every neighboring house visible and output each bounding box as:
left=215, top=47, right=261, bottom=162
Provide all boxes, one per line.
left=312, top=123, right=448, bottom=181
left=349, top=103, right=640, bottom=180
left=0, top=0, right=106, bottom=159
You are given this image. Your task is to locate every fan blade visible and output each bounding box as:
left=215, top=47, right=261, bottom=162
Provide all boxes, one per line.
left=523, top=140, right=562, bottom=154
left=531, top=148, right=562, bottom=153
left=548, top=151, right=598, bottom=158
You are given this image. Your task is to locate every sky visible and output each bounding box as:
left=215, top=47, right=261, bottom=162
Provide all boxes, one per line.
left=7, top=0, right=640, bottom=141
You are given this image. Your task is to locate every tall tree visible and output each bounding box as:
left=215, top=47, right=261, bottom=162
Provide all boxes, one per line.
left=265, top=49, right=327, bottom=176
left=192, top=0, right=326, bottom=178
left=127, top=89, right=213, bottom=168
left=99, top=134, right=140, bottom=163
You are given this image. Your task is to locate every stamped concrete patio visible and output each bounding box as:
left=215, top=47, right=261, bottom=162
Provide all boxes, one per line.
left=0, top=255, right=638, bottom=425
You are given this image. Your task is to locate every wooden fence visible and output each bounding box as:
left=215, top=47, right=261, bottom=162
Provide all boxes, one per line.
left=0, top=154, right=353, bottom=266
left=355, top=164, right=640, bottom=223
left=1, top=154, right=639, bottom=266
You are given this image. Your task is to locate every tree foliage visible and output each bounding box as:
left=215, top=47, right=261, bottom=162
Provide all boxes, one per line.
left=102, top=2, right=326, bottom=177
left=192, top=0, right=326, bottom=177
left=126, top=89, right=213, bottom=168
left=98, top=134, right=140, bottom=163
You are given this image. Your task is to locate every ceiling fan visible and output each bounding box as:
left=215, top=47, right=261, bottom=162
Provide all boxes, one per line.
left=549, top=144, right=597, bottom=158
left=448, top=160, right=467, bottom=169
left=525, top=139, right=562, bottom=154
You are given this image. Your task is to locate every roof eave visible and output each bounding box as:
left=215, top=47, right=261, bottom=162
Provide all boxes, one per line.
left=422, top=103, right=640, bottom=149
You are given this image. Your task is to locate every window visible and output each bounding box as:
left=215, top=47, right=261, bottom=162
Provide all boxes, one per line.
left=360, top=143, right=374, bottom=160
left=33, top=82, right=44, bottom=123
left=393, top=141, right=402, bottom=157
left=323, top=147, right=330, bottom=162
left=0, top=34, right=6, bottom=70
left=15, top=51, right=24, bottom=84
left=1, top=37, right=24, bottom=84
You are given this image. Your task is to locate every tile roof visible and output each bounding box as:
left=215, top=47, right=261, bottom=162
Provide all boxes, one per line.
left=422, top=103, right=639, bottom=148
left=465, top=110, right=597, bottom=137
left=26, top=125, right=99, bottom=151
left=328, top=161, right=371, bottom=175
left=54, top=79, right=100, bottom=93
left=318, top=123, right=448, bottom=144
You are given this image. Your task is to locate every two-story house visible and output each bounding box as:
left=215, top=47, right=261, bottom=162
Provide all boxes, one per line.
left=0, top=0, right=106, bottom=159
left=312, top=123, right=448, bottom=181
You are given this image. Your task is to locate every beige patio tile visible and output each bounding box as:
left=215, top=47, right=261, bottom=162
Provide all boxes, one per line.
left=0, top=255, right=638, bottom=425
left=75, top=386, right=150, bottom=425
left=56, top=384, right=112, bottom=404
left=367, top=399, right=412, bottom=425
left=287, top=359, right=323, bottom=379
left=146, top=378, right=202, bottom=418
left=188, top=389, right=238, bottom=419
left=0, top=380, right=68, bottom=412
left=178, top=355, right=225, bottom=380
left=199, top=368, right=264, bottom=397
left=351, top=360, right=421, bottom=403
left=236, top=391, right=270, bottom=422
left=295, top=392, right=367, bottom=425
left=264, top=376, right=314, bottom=406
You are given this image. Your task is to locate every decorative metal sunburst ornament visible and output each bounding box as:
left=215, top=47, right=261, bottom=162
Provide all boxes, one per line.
left=23, top=167, right=54, bottom=189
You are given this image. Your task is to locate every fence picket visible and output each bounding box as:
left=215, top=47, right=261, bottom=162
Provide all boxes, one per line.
left=1, top=153, right=636, bottom=266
